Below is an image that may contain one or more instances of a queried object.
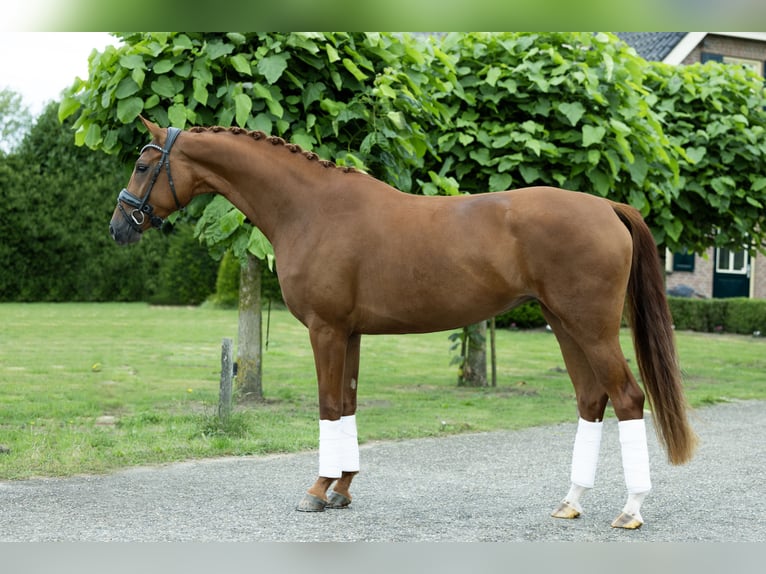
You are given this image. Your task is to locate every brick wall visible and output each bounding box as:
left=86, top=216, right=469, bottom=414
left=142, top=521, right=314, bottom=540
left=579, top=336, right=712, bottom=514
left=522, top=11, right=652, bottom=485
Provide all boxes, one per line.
left=682, top=34, right=766, bottom=65
left=665, top=249, right=765, bottom=299
left=754, top=255, right=766, bottom=298
left=666, top=248, right=715, bottom=298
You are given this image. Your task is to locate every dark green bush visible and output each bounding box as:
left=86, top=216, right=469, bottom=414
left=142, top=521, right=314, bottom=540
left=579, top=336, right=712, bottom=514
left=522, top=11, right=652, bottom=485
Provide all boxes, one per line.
left=206, top=250, right=284, bottom=308
left=667, top=298, right=716, bottom=332
left=723, top=298, right=766, bottom=335
left=493, top=297, right=766, bottom=334
left=262, top=263, right=283, bottom=303
left=668, top=297, right=766, bottom=334
left=206, top=250, right=241, bottom=309
left=496, top=300, right=547, bottom=329
left=0, top=103, right=169, bottom=302
left=149, top=223, right=218, bottom=306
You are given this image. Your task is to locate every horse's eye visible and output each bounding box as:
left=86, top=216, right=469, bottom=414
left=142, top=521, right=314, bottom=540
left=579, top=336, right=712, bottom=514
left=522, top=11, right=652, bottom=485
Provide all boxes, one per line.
left=136, top=163, right=149, bottom=173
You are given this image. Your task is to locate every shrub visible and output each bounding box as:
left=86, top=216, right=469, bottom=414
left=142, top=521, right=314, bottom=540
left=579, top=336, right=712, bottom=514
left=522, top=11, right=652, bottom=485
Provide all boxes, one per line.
left=667, top=296, right=766, bottom=334
left=496, top=300, right=547, bottom=329
left=150, top=223, right=218, bottom=306
left=206, top=250, right=241, bottom=309
left=206, top=250, right=284, bottom=308
left=724, top=298, right=766, bottom=335
left=494, top=297, right=766, bottom=334
left=0, top=103, right=169, bottom=302
left=667, top=298, right=715, bottom=332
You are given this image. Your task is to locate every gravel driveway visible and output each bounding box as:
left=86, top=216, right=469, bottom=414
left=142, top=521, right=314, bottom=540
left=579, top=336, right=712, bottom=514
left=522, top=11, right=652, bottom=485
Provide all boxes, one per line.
left=1, top=400, right=763, bottom=542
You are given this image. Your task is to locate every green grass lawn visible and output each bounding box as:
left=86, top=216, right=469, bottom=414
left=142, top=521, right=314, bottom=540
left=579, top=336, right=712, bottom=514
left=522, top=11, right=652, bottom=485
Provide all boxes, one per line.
left=1, top=303, right=764, bottom=480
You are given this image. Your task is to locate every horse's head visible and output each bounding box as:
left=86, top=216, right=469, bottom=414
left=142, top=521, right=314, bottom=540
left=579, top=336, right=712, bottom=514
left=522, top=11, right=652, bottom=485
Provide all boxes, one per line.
left=110, top=117, right=189, bottom=245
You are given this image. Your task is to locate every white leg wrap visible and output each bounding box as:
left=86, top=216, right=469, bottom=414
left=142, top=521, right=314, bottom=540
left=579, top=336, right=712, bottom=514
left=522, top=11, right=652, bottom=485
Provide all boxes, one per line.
left=318, top=416, right=359, bottom=478
left=618, top=418, right=652, bottom=495
left=558, top=418, right=603, bottom=513
left=570, top=418, right=603, bottom=489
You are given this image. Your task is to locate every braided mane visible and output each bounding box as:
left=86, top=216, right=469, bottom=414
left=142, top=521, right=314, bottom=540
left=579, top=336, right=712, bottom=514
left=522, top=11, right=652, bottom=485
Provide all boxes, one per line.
left=187, top=125, right=359, bottom=173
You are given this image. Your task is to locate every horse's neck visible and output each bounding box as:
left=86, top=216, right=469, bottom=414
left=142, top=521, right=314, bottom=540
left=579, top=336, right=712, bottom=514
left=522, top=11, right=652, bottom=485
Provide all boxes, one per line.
left=188, top=132, right=336, bottom=241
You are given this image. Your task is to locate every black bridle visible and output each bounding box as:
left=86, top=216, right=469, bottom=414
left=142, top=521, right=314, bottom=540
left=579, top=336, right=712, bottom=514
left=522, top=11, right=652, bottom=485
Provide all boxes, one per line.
left=117, top=126, right=182, bottom=232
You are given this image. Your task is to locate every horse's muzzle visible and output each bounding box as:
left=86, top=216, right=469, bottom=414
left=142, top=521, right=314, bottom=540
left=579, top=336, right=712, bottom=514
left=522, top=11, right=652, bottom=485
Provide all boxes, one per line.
left=109, top=215, right=142, bottom=245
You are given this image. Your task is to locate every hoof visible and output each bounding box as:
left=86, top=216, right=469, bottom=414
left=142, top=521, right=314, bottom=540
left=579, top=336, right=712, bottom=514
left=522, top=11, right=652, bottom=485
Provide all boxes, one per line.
left=296, top=493, right=327, bottom=512
left=551, top=501, right=581, bottom=519
left=326, top=491, right=351, bottom=509
left=611, top=512, right=643, bottom=529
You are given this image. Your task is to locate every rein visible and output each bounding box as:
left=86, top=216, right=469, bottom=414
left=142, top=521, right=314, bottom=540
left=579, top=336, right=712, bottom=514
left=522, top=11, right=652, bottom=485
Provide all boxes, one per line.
left=117, top=126, right=182, bottom=232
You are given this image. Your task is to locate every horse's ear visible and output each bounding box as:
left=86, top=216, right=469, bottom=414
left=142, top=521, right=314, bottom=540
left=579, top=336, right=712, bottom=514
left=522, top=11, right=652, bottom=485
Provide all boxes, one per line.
left=139, top=115, right=163, bottom=139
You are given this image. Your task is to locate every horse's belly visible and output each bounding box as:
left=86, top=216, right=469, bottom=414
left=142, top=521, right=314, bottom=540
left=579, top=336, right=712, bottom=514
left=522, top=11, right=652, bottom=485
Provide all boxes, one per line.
left=353, top=259, right=528, bottom=334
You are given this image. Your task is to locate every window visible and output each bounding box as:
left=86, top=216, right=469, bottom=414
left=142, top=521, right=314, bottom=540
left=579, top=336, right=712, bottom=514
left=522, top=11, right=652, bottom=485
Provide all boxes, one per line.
left=672, top=249, right=695, bottom=272
left=701, top=52, right=764, bottom=76
left=715, top=248, right=749, bottom=275
left=722, top=56, right=763, bottom=74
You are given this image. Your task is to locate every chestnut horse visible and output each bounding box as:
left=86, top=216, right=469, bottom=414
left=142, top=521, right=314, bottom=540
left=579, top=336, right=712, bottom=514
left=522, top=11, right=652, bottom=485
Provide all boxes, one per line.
left=110, top=118, right=696, bottom=529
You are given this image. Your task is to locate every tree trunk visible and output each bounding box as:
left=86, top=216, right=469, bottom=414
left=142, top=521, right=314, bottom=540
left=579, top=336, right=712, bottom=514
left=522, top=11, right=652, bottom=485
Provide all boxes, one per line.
left=458, top=320, right=488, bottom=387
left=236, top=252, right=263, bottom=401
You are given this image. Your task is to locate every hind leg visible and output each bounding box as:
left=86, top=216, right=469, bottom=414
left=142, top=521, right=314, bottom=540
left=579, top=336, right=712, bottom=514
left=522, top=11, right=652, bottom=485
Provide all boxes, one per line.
left=545, top=308, right=609, bottom=520
left=561, top=318, right=651, bottom=529
left=576, top=335, right=651, bottom=528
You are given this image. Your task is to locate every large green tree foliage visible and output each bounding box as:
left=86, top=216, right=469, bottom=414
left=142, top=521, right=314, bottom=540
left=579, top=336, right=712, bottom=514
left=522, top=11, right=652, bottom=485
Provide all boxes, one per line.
left=62, top=32, right=446, bottom=398
left=59, top=31, right=766, bottom=391
left=411, top=33, right=681, bottom=240
left=645, top=60, right=766, bottom=255
left=381, top=32, right=683, bottom=385
left=61, top=32, right=444, bottom=263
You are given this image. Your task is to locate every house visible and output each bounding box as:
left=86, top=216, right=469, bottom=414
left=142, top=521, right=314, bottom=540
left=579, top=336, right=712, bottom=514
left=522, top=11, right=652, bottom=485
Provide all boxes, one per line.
left=616, top=32, right=766, bottom=299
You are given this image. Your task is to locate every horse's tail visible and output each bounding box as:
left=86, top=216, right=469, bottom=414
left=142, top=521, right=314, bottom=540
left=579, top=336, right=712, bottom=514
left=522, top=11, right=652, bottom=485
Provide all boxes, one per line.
left=610, top=201, right=698, bottom=465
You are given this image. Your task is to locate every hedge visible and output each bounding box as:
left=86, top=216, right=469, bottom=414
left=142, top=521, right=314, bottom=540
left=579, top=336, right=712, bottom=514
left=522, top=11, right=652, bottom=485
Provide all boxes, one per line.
left=206, top=250, right=284, bottom=309
left=668, top=297, right=766, bottom=335
left=495, top=301, right=547, bottom=329
left=149, top=223, right=219, bottom=306
left=494, top=297, right=766, bottom=335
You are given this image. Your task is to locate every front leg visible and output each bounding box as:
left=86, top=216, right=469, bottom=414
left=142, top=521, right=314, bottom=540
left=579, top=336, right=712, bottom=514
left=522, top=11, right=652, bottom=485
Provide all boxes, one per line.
left=296, top=327, right=361, bottom=512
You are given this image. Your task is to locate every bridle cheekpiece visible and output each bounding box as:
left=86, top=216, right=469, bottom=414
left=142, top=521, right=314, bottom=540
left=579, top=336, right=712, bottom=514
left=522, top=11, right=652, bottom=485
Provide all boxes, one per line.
left=117, top=126, right=182, bottom=232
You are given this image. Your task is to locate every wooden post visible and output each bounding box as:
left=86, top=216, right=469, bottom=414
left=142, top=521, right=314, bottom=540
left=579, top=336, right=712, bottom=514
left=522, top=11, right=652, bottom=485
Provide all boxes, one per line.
left=219, top=337, right=233, bottom=423
left=490, top=316, right=497, bottom=387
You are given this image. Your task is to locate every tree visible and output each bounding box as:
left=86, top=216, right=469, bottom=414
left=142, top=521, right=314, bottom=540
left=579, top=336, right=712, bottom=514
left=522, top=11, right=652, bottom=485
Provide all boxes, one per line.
left=0, top=88, right=33, bottom=155
left=644, top=59, right=766, bottom=254
left=0, top=101, right=169, bottom=302
left=400, top=32, right=680, bottom=385
left=237, top=253, right=263, bottom=400
left=62, top=32, right=445, bottom=399
left=417, top=33, right=766, bottom=384
left=425, top=33, right=679, bottom=220
left=63, top=31, right=766, bottom=392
